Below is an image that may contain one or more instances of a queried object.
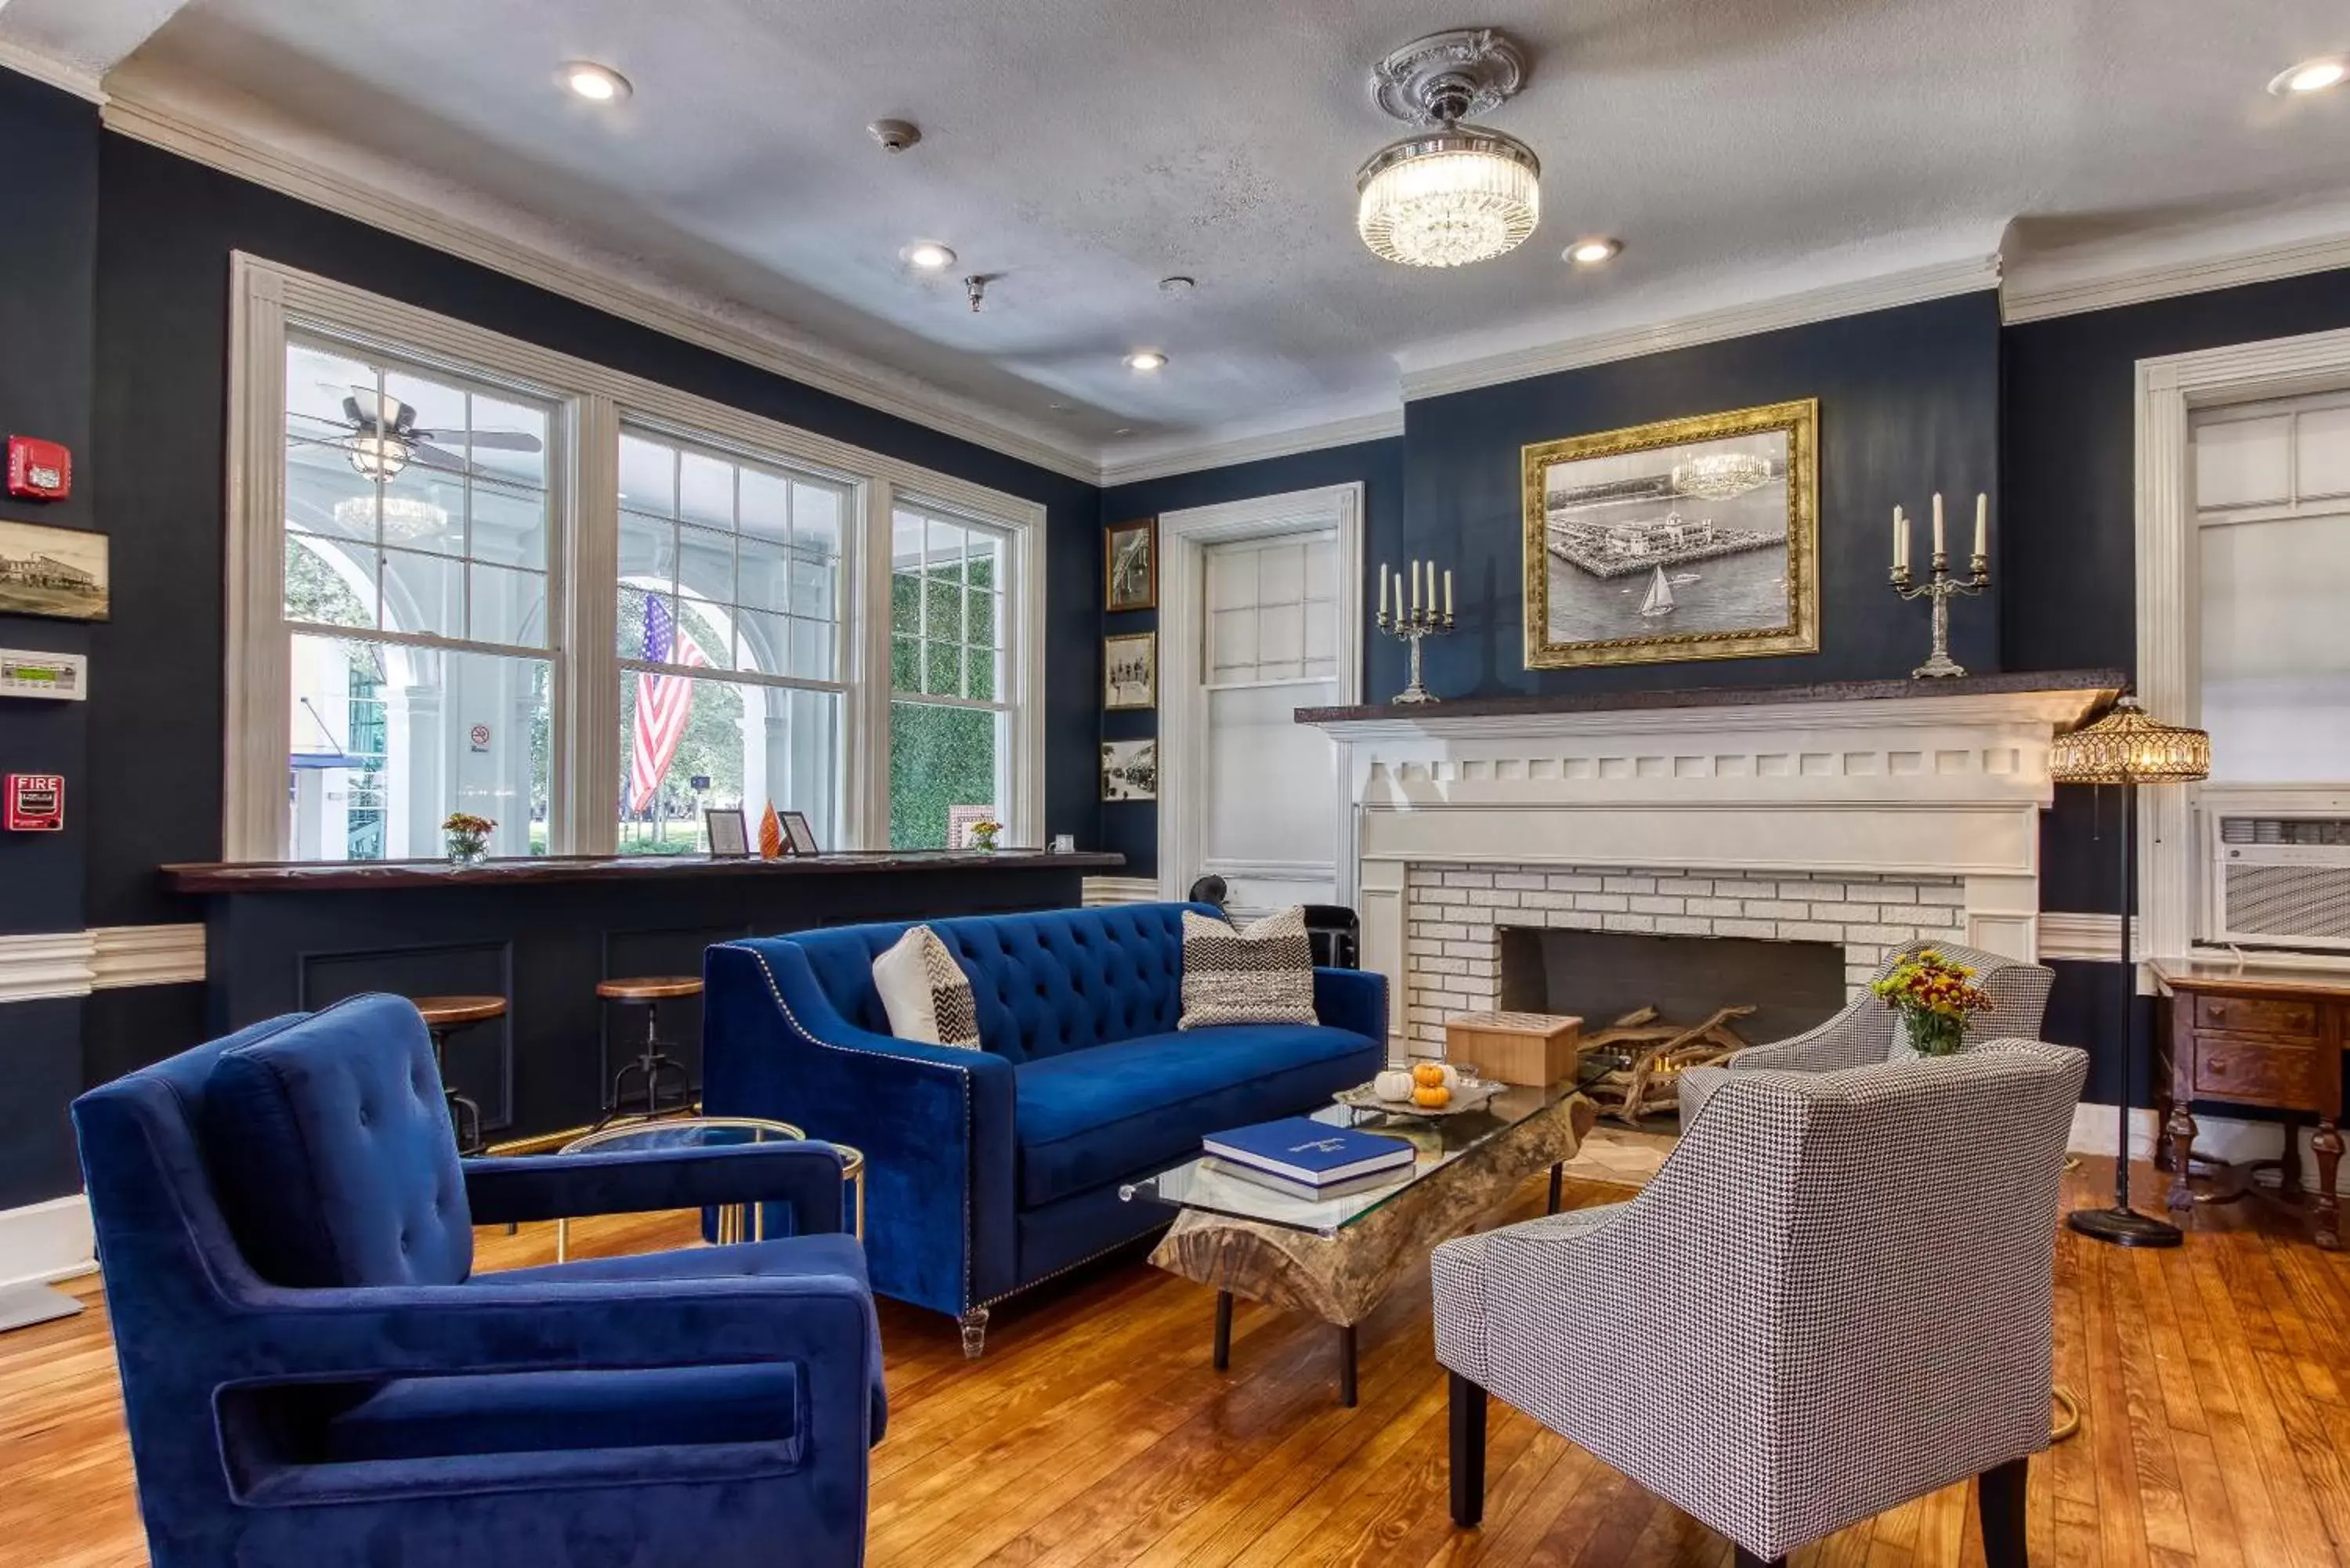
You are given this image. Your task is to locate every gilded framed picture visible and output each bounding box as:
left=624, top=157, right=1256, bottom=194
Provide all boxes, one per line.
left=1104, top=518, right=1156, bottom=612
left=1522, top=398, right=1817, bottom=669
left=1103, top=631, right=1155, bottom=710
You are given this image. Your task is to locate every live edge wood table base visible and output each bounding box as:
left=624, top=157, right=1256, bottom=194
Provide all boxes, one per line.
left=2155, top=960, right=2350, bottom=1251
left=1148, top=1093, right=1598, bottom=1405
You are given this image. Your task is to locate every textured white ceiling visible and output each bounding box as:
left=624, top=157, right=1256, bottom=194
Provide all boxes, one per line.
left=20, top=0, right=2350, bottom=462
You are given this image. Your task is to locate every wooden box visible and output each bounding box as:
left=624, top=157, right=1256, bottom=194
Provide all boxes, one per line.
left=1446, top=1011, right=1583, bottom=1087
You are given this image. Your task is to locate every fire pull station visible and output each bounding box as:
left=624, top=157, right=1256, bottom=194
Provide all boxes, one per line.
left=5, top=774, right=64, bottom=832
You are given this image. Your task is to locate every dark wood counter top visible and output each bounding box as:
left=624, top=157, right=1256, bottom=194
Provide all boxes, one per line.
left=163, top=848, right=1125, bottom=895
left=1296, top=668, right=2126, bottom=727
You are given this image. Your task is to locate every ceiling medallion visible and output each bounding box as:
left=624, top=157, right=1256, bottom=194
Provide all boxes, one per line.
left=1357, top=28, right=1539, bottom=269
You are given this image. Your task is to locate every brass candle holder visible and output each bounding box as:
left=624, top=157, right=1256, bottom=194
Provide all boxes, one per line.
left=1889, top=494, right=1989, bottom=679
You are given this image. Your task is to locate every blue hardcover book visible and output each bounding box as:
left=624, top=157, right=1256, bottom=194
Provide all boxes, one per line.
left=1201, top=1117, right=1415, bottom=1187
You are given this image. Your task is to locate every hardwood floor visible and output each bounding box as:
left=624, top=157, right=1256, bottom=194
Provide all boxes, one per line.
left=9, top=1159, right=2350, bottom=1567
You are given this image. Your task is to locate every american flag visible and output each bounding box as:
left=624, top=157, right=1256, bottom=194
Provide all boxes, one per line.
left=628, top=595, right=709, bottom=813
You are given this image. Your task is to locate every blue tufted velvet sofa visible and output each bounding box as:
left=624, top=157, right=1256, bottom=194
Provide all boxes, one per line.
left=702, top=903, right=1387, bottom=1352
left=74, top=992, right=883, bottom=1568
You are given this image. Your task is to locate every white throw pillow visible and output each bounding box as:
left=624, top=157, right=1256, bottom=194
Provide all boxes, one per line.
left=872, top=925, right=982, bottom=1050
left=1178, top=905, right=1319, bottom=1030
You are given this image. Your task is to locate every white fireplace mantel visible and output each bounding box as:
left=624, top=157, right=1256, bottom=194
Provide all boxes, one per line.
left=1300, top=674, right=2122, bottom=1037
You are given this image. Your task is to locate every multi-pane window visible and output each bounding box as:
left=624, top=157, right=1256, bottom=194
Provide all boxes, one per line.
left=239, top=265, right=1037, bottom=865
left=616, top=430, right=849, bottom=851
left=280, top=338, right=555, bottom=860
left=890, top=505, right=1008, bottom=847
left=1205, top=532, right=1339, bottom=685
left=2192, top=394, right=2350, bottom=782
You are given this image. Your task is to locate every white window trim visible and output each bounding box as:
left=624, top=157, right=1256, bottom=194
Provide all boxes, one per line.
left=226, top=254, right=1046, bottom=861
left=1153, top=482, right=1365, bottom=907
left=2135, top=322, right=2350, bottom=965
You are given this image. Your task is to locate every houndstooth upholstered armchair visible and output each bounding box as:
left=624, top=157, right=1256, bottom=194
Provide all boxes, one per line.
left=1434, top=1041, right=2087, bottom=1568
left=1679, top=940, right=2055, bottom=1124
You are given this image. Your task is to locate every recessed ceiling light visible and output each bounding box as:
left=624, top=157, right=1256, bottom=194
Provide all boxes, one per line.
left=1159, top=276, right=1196, bottom=296
left=1124, top=350, right=1167, bottom=372
left=560, top=61, right=631, bottom=103
left=1567, top=237, right=1622, bottom=265
left=903, top=241, right=956, bottom=271
left=2270, top=54, right=2348, bottom=95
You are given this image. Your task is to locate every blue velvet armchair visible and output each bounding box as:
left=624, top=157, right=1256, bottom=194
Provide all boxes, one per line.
left=703, top=903, right=1388, bottom=1354
left=74, top=993, right=884, bottom=1568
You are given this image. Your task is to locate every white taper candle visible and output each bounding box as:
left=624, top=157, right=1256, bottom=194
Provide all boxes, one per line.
left=1973, top=493, right=1987, bottom=561
left=1379, top=563, right=1389, bottom=619
left=1932, top=493, right=1946, bottom=558
left=1444, top=569, right=1454, bottom=618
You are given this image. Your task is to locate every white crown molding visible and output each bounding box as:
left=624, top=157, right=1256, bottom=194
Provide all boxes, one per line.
left=0, top=1194, right=96, bottom=1292
left=97, top=89, right=1101, bottom=485
left=2004, top=226, right=2350, bottom=326
left=89, top=923, right=206, bottom=989
left=0, top=931, right=99, bottom=1004
left=1397, top=255, right=2003, bottom=403
left=1101, top=408, right=1405, bottom=490
left=0, top=38, right=108, bottom=103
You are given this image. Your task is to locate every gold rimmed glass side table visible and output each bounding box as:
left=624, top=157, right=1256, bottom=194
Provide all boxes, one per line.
left=554, top=1116, right=866, bottom=1262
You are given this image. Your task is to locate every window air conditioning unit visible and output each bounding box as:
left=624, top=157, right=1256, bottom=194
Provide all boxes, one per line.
left=2211, top=815, right=2350, bottom=952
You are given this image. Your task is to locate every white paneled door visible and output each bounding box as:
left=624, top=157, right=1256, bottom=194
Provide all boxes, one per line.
left=1155, top=485, right=1363, bottom=916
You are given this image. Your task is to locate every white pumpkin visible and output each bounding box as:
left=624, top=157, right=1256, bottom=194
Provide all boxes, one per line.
left=1374, top=1068, right=1417, bottom=1103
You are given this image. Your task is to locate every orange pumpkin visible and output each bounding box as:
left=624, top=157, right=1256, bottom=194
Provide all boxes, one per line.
left=1412, top=1082, right=1452, bottom=1110
left=1412, top=1062, right=1447, bottom=1089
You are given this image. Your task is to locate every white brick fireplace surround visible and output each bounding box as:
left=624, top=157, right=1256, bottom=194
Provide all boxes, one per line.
left=1296, top=674, right=2124, bottom=1059
left=1403, top=864, right=1965, bottom=1050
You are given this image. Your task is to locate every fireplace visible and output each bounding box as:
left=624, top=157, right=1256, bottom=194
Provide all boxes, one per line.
left=1497, top=926, right=1846, bottom=1050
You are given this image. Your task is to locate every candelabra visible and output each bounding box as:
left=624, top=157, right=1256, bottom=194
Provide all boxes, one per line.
left=1376, top=559, right=1455, bottom=705
left=1889, top=494, right=1990, bottom=679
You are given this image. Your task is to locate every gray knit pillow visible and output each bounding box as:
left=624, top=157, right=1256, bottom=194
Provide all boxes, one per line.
left=1178, top=906, right=1318, bottom=1030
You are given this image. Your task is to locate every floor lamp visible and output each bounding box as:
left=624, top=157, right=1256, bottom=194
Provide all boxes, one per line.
left=2052, top=694, right=2211, bottom=1248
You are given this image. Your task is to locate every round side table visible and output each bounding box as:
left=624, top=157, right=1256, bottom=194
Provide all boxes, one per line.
left=552, top=1116, right=866, bottom=1262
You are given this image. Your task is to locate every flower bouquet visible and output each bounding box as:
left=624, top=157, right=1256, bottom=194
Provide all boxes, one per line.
left=443, top=811, right=497, bottom=867
left=1869, top=948, right=1990, bottom=1057
left=967, top=817, right=1003, bottom=851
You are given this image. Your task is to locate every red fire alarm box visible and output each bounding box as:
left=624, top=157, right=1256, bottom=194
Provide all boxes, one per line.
left=6, top=436, right=71, bottom=500
left=5, top=774, right=64, bottom=832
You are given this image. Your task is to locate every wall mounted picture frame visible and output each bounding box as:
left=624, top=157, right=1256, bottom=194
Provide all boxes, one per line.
left=1521, top=398, right=1818, bottom=669
left=778, top=809, right=821, bottom=856
left=1101, top=738, right=1158, bottom=801
left=704, top=807, right=750, bottom=858
left=0, top=520, right=109, bottom=622
left=1104, top=630, right=1157, bottom=710
left=1105, top=517, right=1157, bottom=612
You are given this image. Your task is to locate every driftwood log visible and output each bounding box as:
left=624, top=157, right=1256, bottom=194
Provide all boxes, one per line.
left=1148, top=1091, right=1599, bottom=1328
left=1583, top=1004, right=1756, bottom=1124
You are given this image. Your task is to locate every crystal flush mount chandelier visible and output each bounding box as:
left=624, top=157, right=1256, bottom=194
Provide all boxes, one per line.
left=1356, top=28, right=1540, bottom=269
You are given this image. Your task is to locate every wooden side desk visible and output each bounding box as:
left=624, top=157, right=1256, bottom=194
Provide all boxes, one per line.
left=2153, top=959, right=2350, bottom=1249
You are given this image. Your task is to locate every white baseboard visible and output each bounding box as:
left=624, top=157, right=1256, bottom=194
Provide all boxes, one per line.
left=2069, top=1101, right=2350, bottom=1194
left=1082, top=876, right=1160, bottom=907
left=0, top=1194, right=95, bottom=1292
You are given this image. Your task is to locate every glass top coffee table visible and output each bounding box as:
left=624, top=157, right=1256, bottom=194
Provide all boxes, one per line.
left=554, top=1117, right=866, bottom=1262
left=1120, top=1078, right=1597, bottom=1404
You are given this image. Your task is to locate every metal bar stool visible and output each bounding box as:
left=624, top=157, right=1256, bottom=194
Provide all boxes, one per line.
left=595, top=975, right=701, bottom=1129
left=409, top=995, right=504, bottom=1155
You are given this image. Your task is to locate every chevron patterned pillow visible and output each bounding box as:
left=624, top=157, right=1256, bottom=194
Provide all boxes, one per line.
left=1178, top=905, right=1319, bottom=1030
left=872, top=924, right=982, bottom=1050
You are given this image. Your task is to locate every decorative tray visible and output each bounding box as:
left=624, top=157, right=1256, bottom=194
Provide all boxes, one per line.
left=1333, top=1080, right=1504, bottom=1121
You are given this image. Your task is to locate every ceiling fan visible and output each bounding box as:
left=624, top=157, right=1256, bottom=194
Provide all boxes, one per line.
left=295, top=386, right=543, bottom=481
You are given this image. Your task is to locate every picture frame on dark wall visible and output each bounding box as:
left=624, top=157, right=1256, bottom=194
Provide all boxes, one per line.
left=704, top=807, right=750, bottom=858
left=1104, top=631, right=1156, bottom=710
left=1104, top=517, right=1157, bottom=612
left=1521, top=398, right=1818, bottom=670
left=1101, top=739, right=1157, bottom=801
left=0, top=520, right=110, bottom=622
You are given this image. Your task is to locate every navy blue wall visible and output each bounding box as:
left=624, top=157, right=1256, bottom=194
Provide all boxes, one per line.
left=1397, top=291, right=2005, bottom=705
left=0, top=70, right=99, bottom=1209
left=1098, top=438, right=1405, bottom=882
